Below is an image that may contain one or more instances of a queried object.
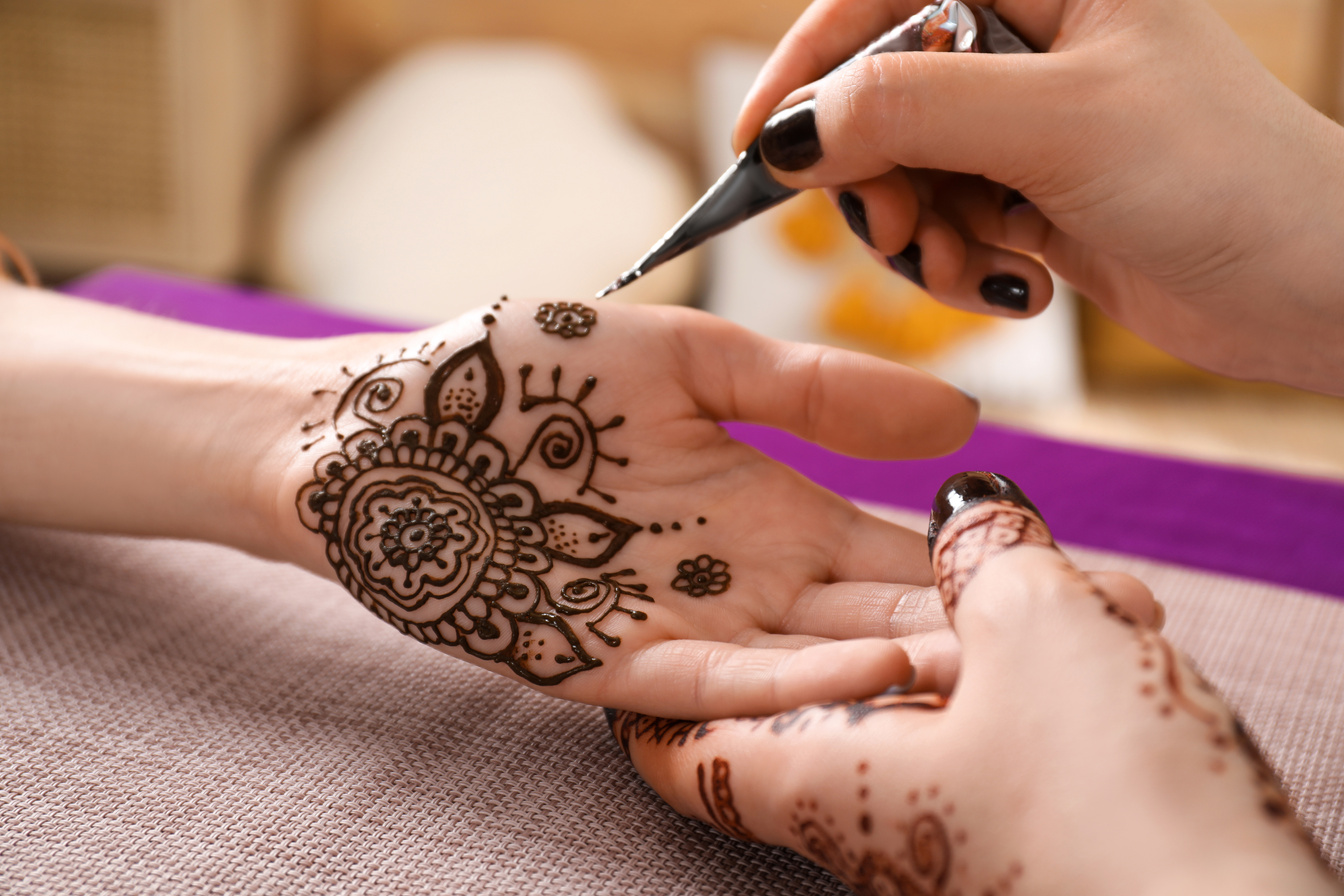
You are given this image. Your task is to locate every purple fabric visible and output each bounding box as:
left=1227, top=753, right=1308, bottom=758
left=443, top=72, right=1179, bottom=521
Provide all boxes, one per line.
left=64, top=266, right=1344, bottom=598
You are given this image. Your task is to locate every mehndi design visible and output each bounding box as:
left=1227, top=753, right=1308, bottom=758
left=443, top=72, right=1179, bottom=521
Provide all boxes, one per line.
left=535, top=302, right=598, bottom=339
left=671, top=555, right=731, bottom=597
left=296, top=333, right=647, bottom=685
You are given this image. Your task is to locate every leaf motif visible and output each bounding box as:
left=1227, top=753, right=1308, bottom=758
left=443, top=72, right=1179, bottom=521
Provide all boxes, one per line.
left=508, top=612, right=602, bottom=685
left=424, top=335, right=504, bottom=431
left=538, top=502, right=641, bottom=568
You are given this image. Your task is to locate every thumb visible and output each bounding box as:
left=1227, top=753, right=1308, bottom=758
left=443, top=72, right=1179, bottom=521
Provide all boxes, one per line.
left=926, top=471, right=1157, bottom=670
left=758, top=51, right=1078, bottom=192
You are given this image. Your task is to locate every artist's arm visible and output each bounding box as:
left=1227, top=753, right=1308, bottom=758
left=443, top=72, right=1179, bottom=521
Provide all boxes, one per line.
left=0, top=281, right=979, bottom=718
left=734, top=0, right=1344, bottom=394
left=614, top=474, right=1339, bottom=896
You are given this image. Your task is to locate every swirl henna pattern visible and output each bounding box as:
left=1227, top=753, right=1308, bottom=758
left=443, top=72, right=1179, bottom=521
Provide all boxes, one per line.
left=296, top=333, right=650, bottom=685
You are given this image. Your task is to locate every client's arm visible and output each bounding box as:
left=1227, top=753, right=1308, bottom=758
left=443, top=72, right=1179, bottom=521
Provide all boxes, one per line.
left=0, top=282, right=978, bottom=718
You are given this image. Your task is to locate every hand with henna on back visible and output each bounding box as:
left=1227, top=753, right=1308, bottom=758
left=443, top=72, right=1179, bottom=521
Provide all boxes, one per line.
left=614, top=473, right=1342, bottom=895
left=737, top=0, right=1344, bottom=394
left=0, top=283, right=980, bottom=719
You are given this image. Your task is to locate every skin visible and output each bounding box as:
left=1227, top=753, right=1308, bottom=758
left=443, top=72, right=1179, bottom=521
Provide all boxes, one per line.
left=617, top=500, right=1342, bottom=896
left=735, top=0, right=1344, bottom=394
left=0, top=281, right=990, bottom=719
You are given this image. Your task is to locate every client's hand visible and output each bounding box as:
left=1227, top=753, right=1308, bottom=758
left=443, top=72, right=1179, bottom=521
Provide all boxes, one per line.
left=1, top=286, right=977, bottom=718
left=614, top=473, right=1339, bottom=895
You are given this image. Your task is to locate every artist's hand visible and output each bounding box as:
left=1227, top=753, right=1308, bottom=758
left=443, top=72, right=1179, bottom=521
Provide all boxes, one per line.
left=736, top=0, right=1344, bottom=394
left=614, top=472, right=1339, bottom=896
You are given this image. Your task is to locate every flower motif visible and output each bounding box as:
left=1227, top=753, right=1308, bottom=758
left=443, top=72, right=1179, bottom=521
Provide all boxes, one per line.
left=535, top=302, right=597, bottom=338
left=670, top=555, right=731, bottom=598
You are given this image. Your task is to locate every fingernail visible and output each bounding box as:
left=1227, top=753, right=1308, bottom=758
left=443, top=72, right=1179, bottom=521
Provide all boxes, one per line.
left=927, top=471, right=1042, bottom=555
left=837, top=191, right=873, bottom=247
left=979, top=274, right=1029, bottom=311
left=956, top=386, right=980, bottom=411
left=1152, top=601, right=1167, bottom=631
left=882, top=665, right=919, bottom=695
left=760, top=100, right=822, bottom=171
left=1002, top=189, right=1034, bottom=214
left=887, top=242, right=926, bottom=288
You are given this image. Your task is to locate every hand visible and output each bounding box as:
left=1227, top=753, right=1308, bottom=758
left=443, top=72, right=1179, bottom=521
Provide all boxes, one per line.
left=615, top=473, right=1339, bottom=895
left=0, top=285, right=978, bottom=719
left=736, top=0, right=1344, bottom=394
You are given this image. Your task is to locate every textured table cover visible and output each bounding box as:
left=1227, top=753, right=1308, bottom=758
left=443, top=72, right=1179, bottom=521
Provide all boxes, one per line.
left=0, top=269, right=1339, bottom=893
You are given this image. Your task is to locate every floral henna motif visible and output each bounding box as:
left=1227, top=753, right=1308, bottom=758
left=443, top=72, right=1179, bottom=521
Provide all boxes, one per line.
left=671, top=555, right=731, bottom=597
left=535, top=301, right=598, bottom=338
left=698, top=758, right=758, bottom=842
left=296, top=334, right=647, bottom=686
left=930, top=501, right=1054, bottom=616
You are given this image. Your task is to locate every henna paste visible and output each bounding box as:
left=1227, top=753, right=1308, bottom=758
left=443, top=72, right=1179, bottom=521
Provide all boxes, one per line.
left=753, top=695, right=945, bottom=736
left=671, top=555, right=731, bottom=598
left=296, top=335, right=647, bottom=685
left=535, top=301, right=597, bottom=338
left=698, top=758, right=758, bottom=842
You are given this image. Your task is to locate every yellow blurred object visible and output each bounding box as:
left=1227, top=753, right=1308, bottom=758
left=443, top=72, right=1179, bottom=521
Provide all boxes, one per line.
left=775, top=188, right=843, bottom=259
left=822, top=274, right=994, bottom=358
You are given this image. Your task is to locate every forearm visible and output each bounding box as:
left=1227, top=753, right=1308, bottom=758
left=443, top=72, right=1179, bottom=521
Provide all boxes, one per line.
left=0, top=283, right=318, bottom=559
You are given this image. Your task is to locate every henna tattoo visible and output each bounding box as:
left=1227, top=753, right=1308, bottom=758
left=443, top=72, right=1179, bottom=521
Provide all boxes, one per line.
left=671, top=555, right=731, bottom=597
left=792, top=784, right=1022, bottom=896
left=1135, top=631, right=1302, bottom=826
left=752, top=695, right=945, bottom=736
left=549, top=569, right=652, bottom=646
left=535, top=301, right=597, bottom=338
left=649, top=523, right=662, bottom=534
left=930, top=501, right=1054, bottom=616
left=516, top=363, right=627, bottom=505
left=608, top=710, right=714, bottom=756
left=296, top=334, right=647, bottom=685
left=482, top=313, right=496, bottom=325
left=697, top=758, right=758, bottom=842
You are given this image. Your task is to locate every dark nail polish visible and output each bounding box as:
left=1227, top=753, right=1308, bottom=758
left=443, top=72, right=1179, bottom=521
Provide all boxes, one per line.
left=980, top=274, right=1029, bottom=311
left=927, top=471, right=1041, bottom=556
left=837, top=191, right=872, bottom=247
left=1002, top=189, right=1033, bottom=214
left=603, top=707, right=618, bottom=728
left=760, top=100, right=822, bottom=171
left=887, top=242, right=926, bottom=288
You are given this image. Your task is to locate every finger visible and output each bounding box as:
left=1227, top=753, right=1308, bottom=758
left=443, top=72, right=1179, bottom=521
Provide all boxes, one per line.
left=734, top=0, right=1069, bottom=152
left=674, top=309, right=979, bottom=460
left=758, top=51, right=1084, bottom=193
left=827, top=172, right=919, bottom=256
left=608, top=636, right=913, bottom=719
left=1087, top=570, right=1160, bottom=628
left=878, top=203, right=1053, bottom=318
left=781, top=581, right=944, bottom=640
left=735, top=631, right=833, bottom=650
left=930, top=174, right=1054, bottom=256
left=609, top=692, right=946, bottom=846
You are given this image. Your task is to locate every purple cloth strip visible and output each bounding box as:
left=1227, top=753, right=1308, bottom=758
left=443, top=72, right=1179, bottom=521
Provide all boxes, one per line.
left=64, top=266, right=1344, bottom=598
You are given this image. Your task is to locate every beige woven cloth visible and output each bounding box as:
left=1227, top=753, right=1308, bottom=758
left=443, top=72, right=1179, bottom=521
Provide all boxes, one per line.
left=2, top=505, right=1342, bottom=894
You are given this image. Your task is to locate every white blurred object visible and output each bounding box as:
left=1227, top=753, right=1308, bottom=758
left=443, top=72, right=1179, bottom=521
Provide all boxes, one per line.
left=696, top=43, right=1084, bottom=408
left=266, top=43, right=696, bottom=320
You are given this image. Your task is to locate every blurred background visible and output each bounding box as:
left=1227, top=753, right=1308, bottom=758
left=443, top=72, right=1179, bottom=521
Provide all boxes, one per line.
left=2, top=0, right=1342, bottom=478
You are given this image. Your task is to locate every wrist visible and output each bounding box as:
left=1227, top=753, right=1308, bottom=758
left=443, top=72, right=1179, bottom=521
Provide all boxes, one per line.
left=0, top=286, right=320, bottom=558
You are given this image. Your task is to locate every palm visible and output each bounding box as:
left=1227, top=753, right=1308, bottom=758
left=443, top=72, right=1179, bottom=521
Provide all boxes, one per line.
left=287, top=300, right=975, bottom=717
